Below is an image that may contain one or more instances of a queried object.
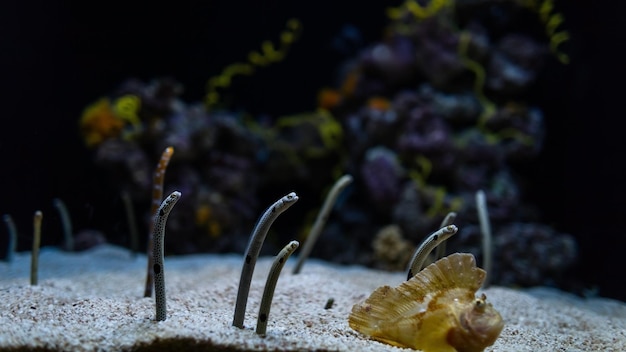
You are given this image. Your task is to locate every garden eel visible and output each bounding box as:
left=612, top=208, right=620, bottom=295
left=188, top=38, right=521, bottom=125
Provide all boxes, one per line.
left=434, top=212, right=457, bottom=261
left=256, top=240, right=299, bottom=336
left=153, top=191, right=181, bottom=321
left=233, top=192, right=299, bottom=328
left=145, top=146, right=174, bottom=298
left=407, top=225, right=458, bottom=280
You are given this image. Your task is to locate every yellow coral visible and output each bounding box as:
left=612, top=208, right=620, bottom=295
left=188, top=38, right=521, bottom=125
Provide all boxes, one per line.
left=387, top=0, right=453, bottom=21
left=112, top=94, right=141, bottom=127
left=425, top=186, right=460, bottom=218
left=408, top=155, right=433, bottom=188
left=195, top=204, right=222, bottom=239
left=79, top=98, right=124, bottom=147
left=205, top=19, right=302, bottom=109
left=457, top=32, right=536, bottom=147
left=517, top=0, right=570, bottom=64
left=457, top=31, right=496, bottom=129
left=273, top=109, right=343, bottom=158
left=389, top=0, right=569, bottom=64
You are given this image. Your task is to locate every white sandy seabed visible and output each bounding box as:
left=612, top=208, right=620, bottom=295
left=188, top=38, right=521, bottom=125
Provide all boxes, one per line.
left=1, top=245, right=625, bottom=351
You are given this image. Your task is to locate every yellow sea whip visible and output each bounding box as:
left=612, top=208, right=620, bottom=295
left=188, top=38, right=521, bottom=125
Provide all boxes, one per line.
left=31, top=211, right=43, bottom=285
left=205, top=19, right=302, bottom=109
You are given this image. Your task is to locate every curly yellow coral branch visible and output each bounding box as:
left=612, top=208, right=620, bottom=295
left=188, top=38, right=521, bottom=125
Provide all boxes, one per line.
left=112, top=95, right=141, bottom=127
left=387, top=0, right=453, bottom=20
left=458, top=26, right=541, bottom=147
left=408, top=155, right=433, bottom=188
left=517, top=0, right=570, bottom=64
left=457, top=31, right=496, bottom=128
left=205, top=19, right=302, bottom=109
left=272, top=109, right=343, bottom=158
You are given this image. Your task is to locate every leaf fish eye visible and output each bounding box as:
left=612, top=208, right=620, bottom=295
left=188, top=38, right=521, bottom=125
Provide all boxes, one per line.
left=474, top=293, right=487, bottom=309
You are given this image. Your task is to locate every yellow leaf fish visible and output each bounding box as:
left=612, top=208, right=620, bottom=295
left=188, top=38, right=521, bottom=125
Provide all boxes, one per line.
left=349, top=253, right=503, bottom=352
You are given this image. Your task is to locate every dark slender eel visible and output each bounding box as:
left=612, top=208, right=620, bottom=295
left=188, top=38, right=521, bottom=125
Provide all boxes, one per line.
left=475, top=190, right=492, bottom=287
left=53, top=198, right=73, bottom=251
left=233, top=192, right=298, bottom=328
left=292, top=175, right=352, bottom=274
left=121, top=191, right=139, bottom=257
left=3, top=215, right=17, bottom=262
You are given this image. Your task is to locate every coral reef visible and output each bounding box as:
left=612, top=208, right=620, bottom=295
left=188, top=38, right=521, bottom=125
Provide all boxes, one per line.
left=316, top=0, right=575, bottom=288
left=372, top=225, right=414, bottom=271
left=79, top=0, right=576, bottom=290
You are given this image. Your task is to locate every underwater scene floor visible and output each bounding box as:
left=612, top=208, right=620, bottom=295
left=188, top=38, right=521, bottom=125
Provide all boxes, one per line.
left=1, top=245, right=625, bottom=351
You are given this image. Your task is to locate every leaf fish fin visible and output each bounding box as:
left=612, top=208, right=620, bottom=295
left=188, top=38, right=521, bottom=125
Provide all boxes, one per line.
left=349, top=285, right=405, bottom=334
left=406, top=252, right=485, bottom=294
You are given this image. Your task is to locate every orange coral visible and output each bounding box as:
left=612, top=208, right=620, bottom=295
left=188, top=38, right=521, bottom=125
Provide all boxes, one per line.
left=340, top=69, right=360, bottom=97
left=79, top=98, right=124, bottom=147
left=195, top=204, right=222, bottom=239
left=317, top=88, right=342, bottom=110
left=366, top=96, right=391, bottom=111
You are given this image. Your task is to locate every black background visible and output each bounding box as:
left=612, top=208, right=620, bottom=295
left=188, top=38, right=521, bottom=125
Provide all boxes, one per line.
left=1, top=1, right=625, bottom=301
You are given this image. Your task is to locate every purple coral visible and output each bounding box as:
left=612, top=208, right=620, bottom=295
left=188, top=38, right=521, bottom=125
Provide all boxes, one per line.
left=495, top=223, right=577, bottom=286
left=360, top=147, right=405, bottom=207
left=487, top=34, right=548, bottom=94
